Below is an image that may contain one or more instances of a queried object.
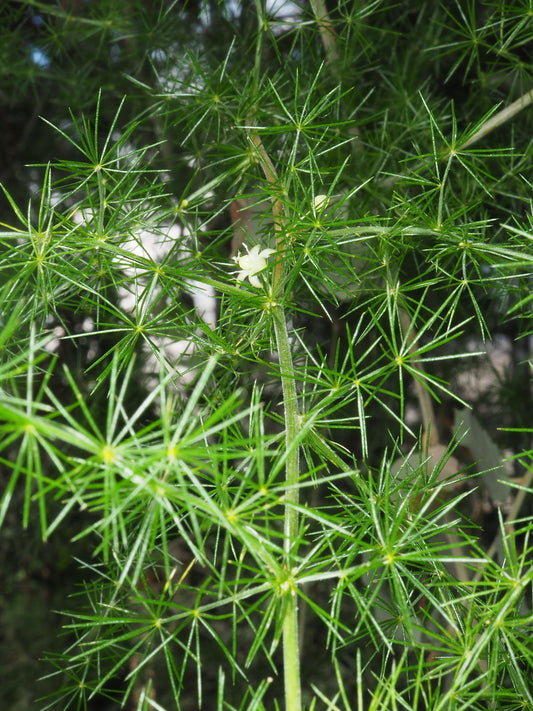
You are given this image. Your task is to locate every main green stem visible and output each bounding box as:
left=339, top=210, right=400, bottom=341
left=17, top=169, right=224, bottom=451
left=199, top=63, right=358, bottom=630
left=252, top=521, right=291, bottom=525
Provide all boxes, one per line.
left=246, top=7, right=302, bottom=688
left=272, top=304, right=302, bottom=711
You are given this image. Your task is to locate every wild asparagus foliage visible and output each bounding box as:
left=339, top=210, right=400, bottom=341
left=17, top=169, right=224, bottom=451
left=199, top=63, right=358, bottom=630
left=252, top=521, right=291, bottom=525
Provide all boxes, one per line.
left=1, top=2, right=533, bottom=710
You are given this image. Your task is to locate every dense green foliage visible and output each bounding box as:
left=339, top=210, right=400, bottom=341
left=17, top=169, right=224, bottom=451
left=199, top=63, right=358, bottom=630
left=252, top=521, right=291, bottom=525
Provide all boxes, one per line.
left=1, top=1, right=533, bottom=710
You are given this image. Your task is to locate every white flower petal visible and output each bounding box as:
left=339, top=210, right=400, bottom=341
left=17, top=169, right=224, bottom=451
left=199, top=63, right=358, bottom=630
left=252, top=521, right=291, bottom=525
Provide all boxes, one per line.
left=233, top=243, right=275, bottom=286
left=314, top=194, right=329, bottom=211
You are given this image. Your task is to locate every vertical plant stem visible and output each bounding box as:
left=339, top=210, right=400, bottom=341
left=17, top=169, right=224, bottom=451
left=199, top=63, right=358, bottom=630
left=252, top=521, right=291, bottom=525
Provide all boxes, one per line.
left=248, top=14, right=301, bottom=706
left=271, top=306, right=300, bottom=550
left=309, top=0, right=339, bottom=62
left=246, top=119, right=302, bottom=710
left=272, top=300, right=301, bottom=711
left=398, top=308, right=438, bottom=447
left=281, top=592, right=301, bottom=711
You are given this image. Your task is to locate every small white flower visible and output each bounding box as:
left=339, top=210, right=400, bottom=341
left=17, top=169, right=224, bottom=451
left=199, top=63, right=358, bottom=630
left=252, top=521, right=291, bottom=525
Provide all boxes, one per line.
left=233, top=244, right=276, bottom=287
left=313, top=194, right=329, bottom=212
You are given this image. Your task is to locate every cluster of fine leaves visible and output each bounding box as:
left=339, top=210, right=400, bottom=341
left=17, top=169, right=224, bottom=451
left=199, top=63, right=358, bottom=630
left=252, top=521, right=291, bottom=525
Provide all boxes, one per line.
left=1, top=2, right=533, bottom=710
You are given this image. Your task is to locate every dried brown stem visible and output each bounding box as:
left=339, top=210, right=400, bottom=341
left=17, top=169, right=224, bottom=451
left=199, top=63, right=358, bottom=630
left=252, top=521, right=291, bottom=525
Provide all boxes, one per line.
left=309, top=0, right=339, bottom=63
left=472, top=466, right=533, bottom=584
left=399, top=308, right=438, bottom=446
left=460, top=88, right=533, bottom=149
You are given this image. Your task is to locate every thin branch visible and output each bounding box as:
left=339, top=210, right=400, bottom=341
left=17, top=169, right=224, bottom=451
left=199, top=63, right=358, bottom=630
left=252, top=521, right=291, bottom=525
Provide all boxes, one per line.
left=245, top=119, right=302, bottom=711
left=399, top=309, right=439, bottom=447
left=460, top=88, right=533, bottom=150
left=382, top=87, right=533, bottom=188
left=310, top=0, right=439, bottom=447
left=309, top=0, right=339, bottom=63
left=246, top=124, right=286, bottom=289
left=472, top=466, right=533, bottom=583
